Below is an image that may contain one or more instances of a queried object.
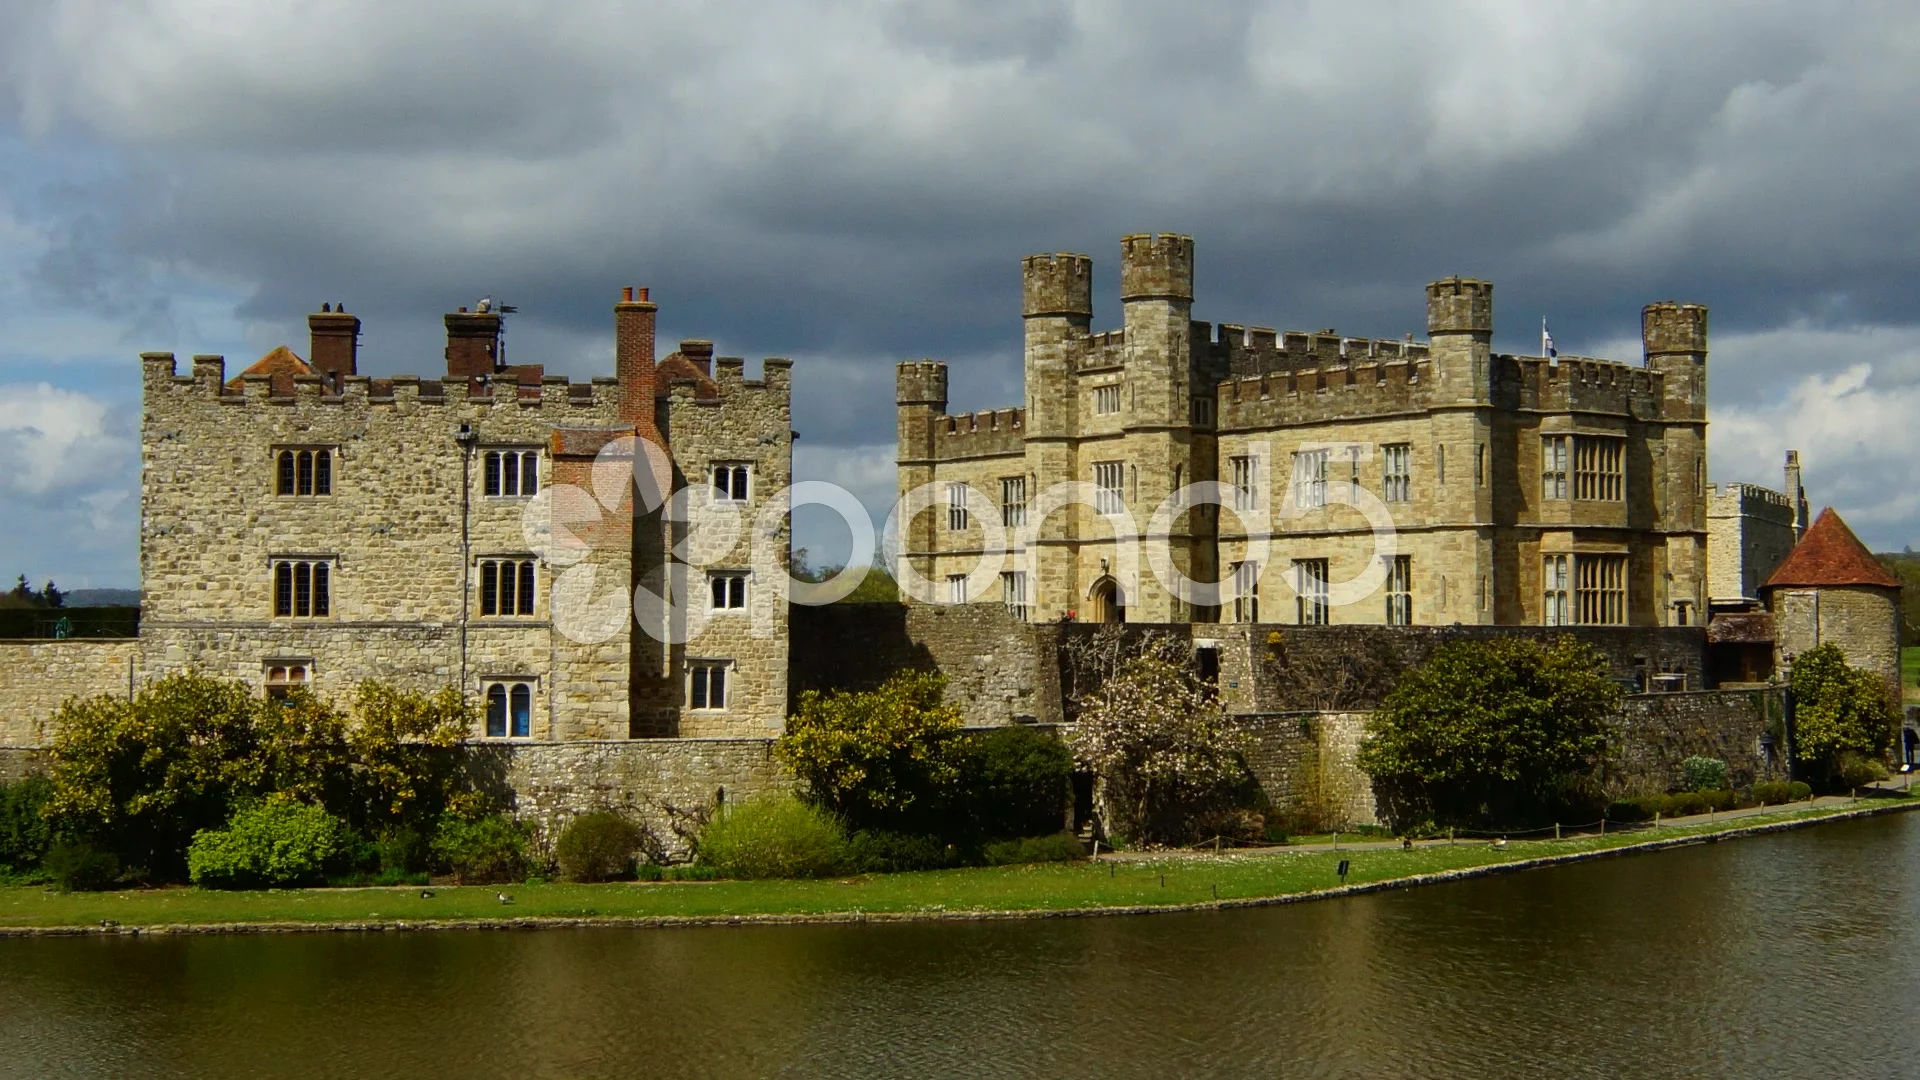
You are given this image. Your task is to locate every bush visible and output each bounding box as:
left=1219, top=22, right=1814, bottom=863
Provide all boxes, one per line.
left=555, top=812, right=646, bottom=883
left=1836, top=753, right=1891, bottom=791
left=845, top=830, right=958, bottom=874
left=956, top=727, right=1072, bottom=841
left=776, top=672, right=965, bottom=833
left=1699, top=789, right=1736, bottom=813
left=1662, top=792, right=1708, bottom=818
left=1752, top=781, right=1794, bottom=806
left=0, top=775, right=54, bottom=871
left=432, top=814, right=530, bottom=885
left=187, top=802, right=347, bottom=889
left=1789, top=781, right=1813, bottom=801
left=982, top=833, right=1087, bottom=866
left=1791, top=644, right=1898, bottom=782
left=1682, top=756, right=1729, bottom=793
left=697, top=795, right=849, bottom=879
left=43, top=840, right=119, bottom=892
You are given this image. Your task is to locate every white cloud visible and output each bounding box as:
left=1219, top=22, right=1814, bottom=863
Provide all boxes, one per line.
left=0, top=382, right=137, bottom=583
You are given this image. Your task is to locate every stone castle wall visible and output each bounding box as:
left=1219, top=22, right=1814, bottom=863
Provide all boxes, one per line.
left=1611, top=687, right=1788, bottom=795
left=789, top=603, right=1061, bottom=726
left=0, top=640, right=139, bottom=746
left=1771, top=586, right=1903, bottom=703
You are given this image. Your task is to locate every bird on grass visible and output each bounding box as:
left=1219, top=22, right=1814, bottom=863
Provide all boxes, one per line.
left=1491, top=838, right=1508, bottom=849
left=497, top=893, right=514, bottom=905
left=419, top=890, right=435, bottom=900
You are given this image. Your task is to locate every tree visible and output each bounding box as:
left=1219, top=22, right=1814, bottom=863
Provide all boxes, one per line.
left=42, top=580, right=63, bottom=609
left=1789, top=643, right=1896, bottom=783
left=776, top=671, right=964, bottom=831
left=1068, top=650, right=1251, bottom=846
left=346, top=682, right=484, bottom=833
left=1358, top=636, right=1623, bottom=830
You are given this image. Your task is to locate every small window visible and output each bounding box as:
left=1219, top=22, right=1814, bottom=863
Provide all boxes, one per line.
left=271, top=560, right=331, bottom=618
left=484, top=681, right=534, bottom=738
left=947, top=573, right=968, bottom=605
left=1001, top=477, right=1027, bottom=527
left=1476, top=443, right=1487, bottom=487
left=1230, top=455, right=1258, bottom=512
left=1382, top=444, right=1411, bottom=503
left=710, top=571, right=747, bottom=611
left=1001, top=570, right=1028, bottom=620
left=479, top=558, right=537, bottom=617
left=1385, top=555, right=1412, bottom=625
left=1093, top=384, right=1121, bottom=415
left=1290, top=449, right=1328, bottom=510
left=264, top=663, right=311, bottom=701
left=712, top=464, right=750, bottom=502
left=1542, top=436, right=1569, bottom=500
left=1543, top=554, right=1571, bottom=626
left=484, top=450, right=540, bottom=497
left=690, top=662, right=729, bottom=711
left=1294, top=558, right=1329, bottom=626
left=947, top=483, right=969, bottom=531
left=275, top=448, right=334, bottom=497
left=1094, top=462, right=1125, bottom=516
left=1190, top=396, right=1214, bottom=427
left=1232, top=560, right=1259, bottom=623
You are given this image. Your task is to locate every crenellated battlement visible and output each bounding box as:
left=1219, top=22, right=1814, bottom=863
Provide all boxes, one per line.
left=1203, top=322, right=1430, bottom=378
left=929, top=407, right=1025, bottom=459
left=1502, top=355, right=1675, bottom=419
left=1216, top=357, right=1431, bottom=429
left=1709, top=481, right=1794, bottom=517
left=142, top=352, right=624, bottom=418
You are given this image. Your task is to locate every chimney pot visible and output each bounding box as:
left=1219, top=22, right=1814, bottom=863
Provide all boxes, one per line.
left=637, top=287, right=649, bottom=302
left=458, top=306, right=468, bottom=313
left=622, top=286, right=634, bottom=302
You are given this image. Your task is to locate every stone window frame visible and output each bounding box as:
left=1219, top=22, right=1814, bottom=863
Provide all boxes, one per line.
left=271, top=556, right=335, bottom=618
left=1541, top=435, right=1570, bottom=500
left=1000, top=476, right=1027, bottom=528
left=1000, top=570, right=1029, bottom=621
left=1229, top=455, right=1258, bottom=512
left=1093, top=461, right=1125, bottom=516
left=709, top=569, right=749, bottom=612
left=947, top=482, right=970, bottom=531
left=1290, top=449, right=1329, bottom=510
left=1293, top=558, right=1330, bottom=626
left=478, top=556, right=538, bottom=618
left=482, top=448, right=542, bottom=498
left=1231, top=559, right=1259, bottom=623
left=946, top=573, right=968, bottom=605
left=1189, top=396, right=1214, bottom=428
left=688, top=660, right=731, bottom=712
left=1572, top=435, right=1625, bottom=502
left=482, top=678, right=537, bottom=738
left=263, top=660, right=313, bottom=700
left=1543, top=553, right=1571, bottom=625
left=1381, top=443, right=1412, bottom=503
left=1092, top=383, right=1122, bottom=416
left=1575, top=552, right=1628, bottom=624
left=712, top=462, right=751, bottom=503
left=1384, top=555, right=1413, bottom=625
left=274, top=446, right=335, bottom=497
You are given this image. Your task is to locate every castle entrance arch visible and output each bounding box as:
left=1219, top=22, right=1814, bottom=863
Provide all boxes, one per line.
left=1089, top=577, right=1125, bottom=624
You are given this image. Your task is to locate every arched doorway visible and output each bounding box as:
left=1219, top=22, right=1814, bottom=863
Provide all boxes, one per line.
left=1089, top=577, right=1125, bottom=624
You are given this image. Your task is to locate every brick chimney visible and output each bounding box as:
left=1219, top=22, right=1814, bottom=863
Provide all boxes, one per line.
left=445, top=307, right=502, bottom=378
left=308, top=303, right=359, bottom=383
left=616, top=286, right=658, bottom=436
left=680, top=339, right=713, bottom=377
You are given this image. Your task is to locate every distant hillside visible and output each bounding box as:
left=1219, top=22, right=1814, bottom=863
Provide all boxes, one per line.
left=62, top=588, right=139, bottom=607
left=1874, top=553, right=1920, bottom=645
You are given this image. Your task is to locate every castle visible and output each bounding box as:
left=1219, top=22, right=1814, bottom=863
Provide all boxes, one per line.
left=88, top=289, right=792, bottom=742
left=898, top=233, right=1714, bottom=629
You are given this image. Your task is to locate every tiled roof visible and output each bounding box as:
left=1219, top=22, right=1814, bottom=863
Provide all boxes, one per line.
left=656, top=354, right=719, bottom=400
left=1706, top=611, right=1774, bottom=644
left=1763, top=507, right=1901, bottom=590
left=551, top=427, right=637, bottom=459
left=226, top=345, right=311, bottom=394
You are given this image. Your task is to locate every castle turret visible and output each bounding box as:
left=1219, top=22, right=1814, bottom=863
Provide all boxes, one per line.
left=1642, top=301, right=1707, bottom=421
left=1022, top=252, right=1093, bottom=441
left=1425, top=277, right=1493, bottom=403
left=1120, top=233, right=1195, bottom=428
left=1785, top=449, right=1809, bottom=539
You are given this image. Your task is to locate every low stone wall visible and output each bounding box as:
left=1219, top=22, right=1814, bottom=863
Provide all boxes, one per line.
left=1610, top=687, right=1788, bottom=795
left=1234, top=712, right=1379, bottom=828
left=0, top=640, right=138, bottom=746
left=790, top=604, right=1062, bottom=725
left=482, top=738, right=790, bottom=858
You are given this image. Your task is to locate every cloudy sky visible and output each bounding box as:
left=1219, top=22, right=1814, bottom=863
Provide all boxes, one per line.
left=3, top=0, right=1918, bottom=587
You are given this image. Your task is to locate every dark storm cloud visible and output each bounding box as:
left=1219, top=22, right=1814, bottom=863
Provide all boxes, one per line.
left=6, top=0, right=1920, bottom=575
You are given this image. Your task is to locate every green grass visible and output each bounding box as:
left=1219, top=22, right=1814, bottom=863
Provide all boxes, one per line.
left=1903, top=646, right=1920, bottom=701
left=2, top=800, right=1906, bottom=932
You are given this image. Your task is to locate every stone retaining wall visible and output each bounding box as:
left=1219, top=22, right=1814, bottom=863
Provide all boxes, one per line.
left=0, top=640, right=138, bottom=746
left=1611, top=686, right=1788, bottom=794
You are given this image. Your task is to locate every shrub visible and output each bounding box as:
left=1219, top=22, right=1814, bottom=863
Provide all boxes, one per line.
left=1790, top=644, right=1897, bottom=782
left=1699, top=789, right=1736, bottom=812
left=1607, top=799, right=1655, bottom=823
left=956, top=726, right=1073, bottom=841
left=1661, top=792, right=1708, bottom=818
left=1752, top=781, right=1794, bottom=806
left=555, top=811, right=646, bottom=882
left=0, top=775, right=54, bottom=871
left=1681, top=756, right=1729, bottom=793
left=776, top=672, right=965, bottom=832
left=1788, top=781, right=1813, bottom=801
left=1836, top=753, right=1890, bottom=791
left=845, top=830, right=958, bottom=874
left=697, top=795, right=849, bottom=879
left=432, top=814, right=530, bottom=885
left=982, top=833, right=1087, bottom=866
left=44, top=840, right=119, bottom=892
left=187, top=802, right=347, bottom=889
left=1359, top=637, right=1623, bottom=830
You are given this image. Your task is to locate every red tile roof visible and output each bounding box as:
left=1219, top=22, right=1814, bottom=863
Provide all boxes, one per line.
left=1706, top=611, right=1773, bottom=644
left=656, top=353, right=719, bottom=400
left=1763, top=507, right=1901, bottom=590
left=225, top=345, right=312, bottom=395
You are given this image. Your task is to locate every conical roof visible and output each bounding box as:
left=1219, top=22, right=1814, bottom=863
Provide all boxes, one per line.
left=1763, top=507, right=1900, bottom=589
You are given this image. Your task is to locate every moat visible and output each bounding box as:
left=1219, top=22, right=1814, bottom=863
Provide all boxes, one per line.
left=4, top=814, right=1917, bottom=1079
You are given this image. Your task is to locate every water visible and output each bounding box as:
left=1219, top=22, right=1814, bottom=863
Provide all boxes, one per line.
left=5, top=814, right=1919, bottom=1079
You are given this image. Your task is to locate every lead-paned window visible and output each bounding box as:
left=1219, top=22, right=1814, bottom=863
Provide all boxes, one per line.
left=1542, top=436, right=1569, bottom=500
left=712, top=463, right=750, bottom=502
left=1294, top=558, right=1329, bottom=626
left=1543, top=554, right=1571, bottom=626
left=947, top=573, right=968, bottom=605
left=710, top=571, right=747, bottom=611
left=1385, top=555, right=1413, bottom=625
left=264, top=662, right=311, bottom=700
left=1093, top=384, right=1121, bottom=415
left=1382, top=444, right=1411, bottom=503
left=272, top=560, right=331, bottom=618
left=1576, top=553, right=1628, bottom=625
left=1094, top=462, right=1125, bottom=516
left=484, top=450, right=540, bottom=497
left=1231, top=560, right=1259, bottom=623
left=1573, top=437, right=1623, bottom=501
left=1290, top=449, right=1328, bottom=510
left=1001, top=477, right=1027, bottom=527
left=947, top=483, right=969, bottom=531
left=1230, top=455, right=1258, bottom=511
left=689, top=662, right=729, bottom=711
left=1001, top=570, right=1029, bottom=621
left=479, top=558, right=537, bottom=617
left=275, top=449, right=334, bottom=496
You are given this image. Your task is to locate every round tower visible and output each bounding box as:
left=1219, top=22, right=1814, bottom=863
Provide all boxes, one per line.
left=1425, top=277, right=1493, bottom=404
left=1119, top=233, right=1194, bottom=302
left=1023, top=253, right=1093, bottom=442
left=1642, top=301, right=1708, bottom=422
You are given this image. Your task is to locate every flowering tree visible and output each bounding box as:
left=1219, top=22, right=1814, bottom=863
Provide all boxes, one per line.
left=1069, top=650, right=1251, bottom=846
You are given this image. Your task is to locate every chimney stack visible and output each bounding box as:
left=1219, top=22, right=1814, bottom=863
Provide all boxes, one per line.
left=445, top=308, right=502, bottom=378
left=616, top=286, right=659, bottom=436
left=308, top=303, right=360, bottom=384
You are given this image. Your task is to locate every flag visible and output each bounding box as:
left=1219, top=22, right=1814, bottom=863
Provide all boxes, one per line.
left=1541, top=318, right=1557, bottom=359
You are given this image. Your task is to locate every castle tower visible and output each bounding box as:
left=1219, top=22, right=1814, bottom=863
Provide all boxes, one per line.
left=894, top=360, right=949, bottom=589
left=1425, top=277, right=1493, bottom=404
left=1644, top=300, right=1710, bottom=622
left=1643, top=301, right=1708, bottom=422
left=1119, top=233, right=1195, bottom=428
left=1022, top=252, right=1093, bottom=440
left=1785, top=449, right=1809, bottom=539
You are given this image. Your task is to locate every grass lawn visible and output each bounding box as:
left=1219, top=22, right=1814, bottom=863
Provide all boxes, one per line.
left=1903, top=646, right=1920, bottom=702
left=2, top=799, right=1908, bottom=932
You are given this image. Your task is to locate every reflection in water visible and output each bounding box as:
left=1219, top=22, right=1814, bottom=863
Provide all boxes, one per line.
left=4, top=814, right=1919, bottom=1079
